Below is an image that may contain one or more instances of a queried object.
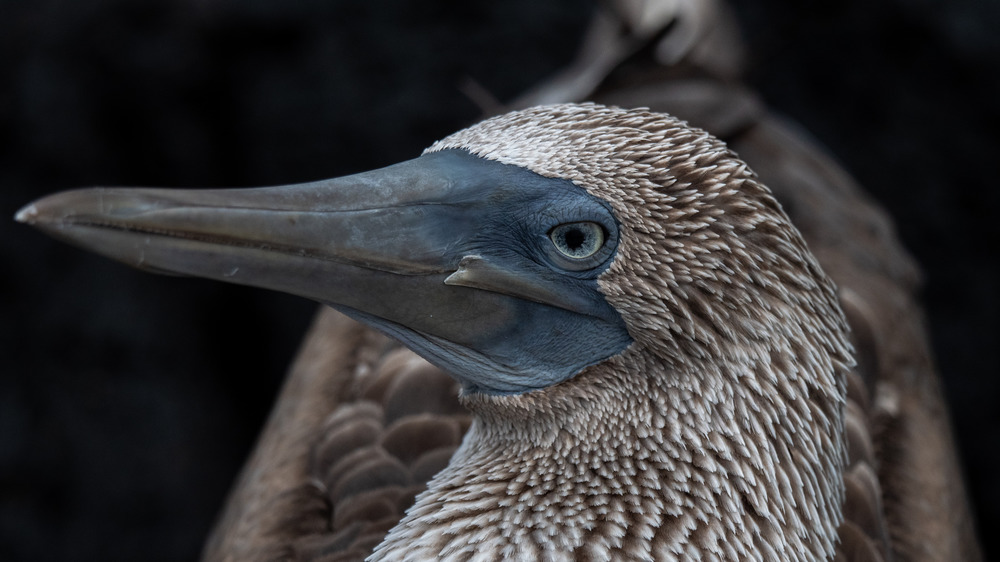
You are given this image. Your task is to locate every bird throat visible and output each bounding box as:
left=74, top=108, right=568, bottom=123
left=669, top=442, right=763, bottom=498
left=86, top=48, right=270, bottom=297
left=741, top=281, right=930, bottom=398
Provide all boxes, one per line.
left=369, top=346, right=846, bottom=560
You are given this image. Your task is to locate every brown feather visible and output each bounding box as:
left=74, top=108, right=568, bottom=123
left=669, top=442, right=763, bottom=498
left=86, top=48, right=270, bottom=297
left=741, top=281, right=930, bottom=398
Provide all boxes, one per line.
left=203, top=310, right=466, bottom=561
left=594, top=61, right=979, bottom=558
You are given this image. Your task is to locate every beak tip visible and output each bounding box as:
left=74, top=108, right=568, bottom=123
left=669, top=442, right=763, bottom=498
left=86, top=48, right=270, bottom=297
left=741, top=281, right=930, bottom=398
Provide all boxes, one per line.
left=15, top=203, right=39, bottom=225
left=16, top=189, right=100, bottom=229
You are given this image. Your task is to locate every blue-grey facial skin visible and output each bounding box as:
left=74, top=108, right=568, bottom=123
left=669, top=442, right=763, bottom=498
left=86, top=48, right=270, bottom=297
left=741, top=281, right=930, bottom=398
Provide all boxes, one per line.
left=19, top=149, right=633, bottom=395
left=333, top=150, right=633, bottom=394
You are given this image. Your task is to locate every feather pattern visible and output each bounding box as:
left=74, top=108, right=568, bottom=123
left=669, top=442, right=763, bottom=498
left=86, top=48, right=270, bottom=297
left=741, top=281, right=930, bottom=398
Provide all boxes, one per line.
left=202, top=3, right=980, bottom=561
left=356, top=104, right=852, bottom=561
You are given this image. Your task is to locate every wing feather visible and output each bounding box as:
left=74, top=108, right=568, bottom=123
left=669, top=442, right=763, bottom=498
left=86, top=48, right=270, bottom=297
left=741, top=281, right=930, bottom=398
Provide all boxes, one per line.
left=203, top=309, right=465, bottom=561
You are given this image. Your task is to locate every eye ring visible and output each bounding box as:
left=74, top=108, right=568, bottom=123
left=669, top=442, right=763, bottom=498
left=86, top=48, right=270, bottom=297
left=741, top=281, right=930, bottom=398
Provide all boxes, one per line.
left=549, top=222, right=606, bottom=260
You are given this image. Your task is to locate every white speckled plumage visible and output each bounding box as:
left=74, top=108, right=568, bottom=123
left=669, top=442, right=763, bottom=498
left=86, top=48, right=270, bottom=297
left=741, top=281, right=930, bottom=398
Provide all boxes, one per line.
left=369, top=104, right=853, bottom=561
left=184, top=8, right=982, bottom=554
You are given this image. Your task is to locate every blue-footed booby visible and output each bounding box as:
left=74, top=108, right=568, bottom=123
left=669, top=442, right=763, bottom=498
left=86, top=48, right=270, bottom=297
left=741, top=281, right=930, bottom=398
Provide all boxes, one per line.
left=18, top=101, right=966, bottom=561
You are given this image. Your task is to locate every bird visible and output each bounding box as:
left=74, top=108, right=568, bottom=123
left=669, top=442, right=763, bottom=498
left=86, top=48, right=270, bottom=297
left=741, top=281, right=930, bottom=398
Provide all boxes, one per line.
left=15, top=2, right=982, bottom=561
left=16, top=99, right=981, bottom=561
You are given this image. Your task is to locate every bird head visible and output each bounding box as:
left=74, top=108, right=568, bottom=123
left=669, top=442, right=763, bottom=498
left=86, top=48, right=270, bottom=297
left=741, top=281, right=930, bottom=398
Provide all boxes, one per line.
left=17, top=103, right=851, bottom=406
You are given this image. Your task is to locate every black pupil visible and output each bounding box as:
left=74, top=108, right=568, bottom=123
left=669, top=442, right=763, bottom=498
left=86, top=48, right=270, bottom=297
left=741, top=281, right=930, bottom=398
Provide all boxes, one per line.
left=564, top=228, right=585, bottom=250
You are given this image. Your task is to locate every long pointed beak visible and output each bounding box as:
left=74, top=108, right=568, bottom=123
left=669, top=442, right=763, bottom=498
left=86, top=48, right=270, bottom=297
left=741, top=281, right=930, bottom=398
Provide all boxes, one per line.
left=17, top=150, right=633, bottom=394
left=19, top=163, right=461, bottom=272
left=17, top=155, right=494, bottom=339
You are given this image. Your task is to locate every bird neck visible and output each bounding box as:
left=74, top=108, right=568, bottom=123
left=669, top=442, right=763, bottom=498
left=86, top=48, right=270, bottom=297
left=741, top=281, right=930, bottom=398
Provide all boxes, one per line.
left=371, top=346, right=845, bottom=560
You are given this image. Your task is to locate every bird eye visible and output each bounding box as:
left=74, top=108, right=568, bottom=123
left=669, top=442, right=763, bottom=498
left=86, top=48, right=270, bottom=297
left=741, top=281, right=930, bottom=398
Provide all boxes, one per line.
left=549, top=222, right=605, bottom=260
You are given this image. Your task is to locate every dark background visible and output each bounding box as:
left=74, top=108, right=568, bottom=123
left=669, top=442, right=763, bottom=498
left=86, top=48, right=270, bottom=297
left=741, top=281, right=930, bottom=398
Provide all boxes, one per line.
left=2, top=1, right=997, bottom=560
